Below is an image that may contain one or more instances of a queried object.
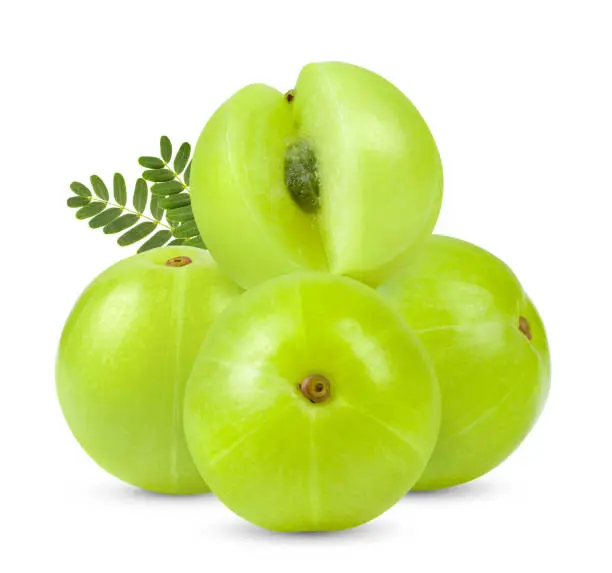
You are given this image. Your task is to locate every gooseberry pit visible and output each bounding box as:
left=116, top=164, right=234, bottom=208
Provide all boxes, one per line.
left=284, top=141, right=320, bottom=213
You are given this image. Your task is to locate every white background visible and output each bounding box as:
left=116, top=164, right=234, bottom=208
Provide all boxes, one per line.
left=2, top=1, right=610, bottom=571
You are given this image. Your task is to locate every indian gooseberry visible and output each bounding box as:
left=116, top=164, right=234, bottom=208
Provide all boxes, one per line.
left=190, top=61, right=443, bottom=289
left=184, top=272, right=440, bottom=531
left=56, top=247, right=242, bottom=494
left=379, top=235, right=551, bottom=490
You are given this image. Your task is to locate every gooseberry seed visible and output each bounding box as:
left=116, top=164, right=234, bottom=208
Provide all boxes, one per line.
left=285, top=140, right=320, bottom=213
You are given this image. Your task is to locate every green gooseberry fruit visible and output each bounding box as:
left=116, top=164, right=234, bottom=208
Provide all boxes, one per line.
left=190, top=61, right=443, bottom=289
left=379, top=235, right=551, bottom=490
left=56, top=247, right=242, bottom=494
left=184, top=272, right=440, bottom=531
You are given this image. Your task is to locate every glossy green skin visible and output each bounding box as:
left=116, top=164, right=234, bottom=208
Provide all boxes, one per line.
left=191, top=62, right=443, bottom=289
left=184, top=273, right=440, bottom=531
left=379, top=236, right=551, bottom=490
left=56, top=247, right=242, bottom=494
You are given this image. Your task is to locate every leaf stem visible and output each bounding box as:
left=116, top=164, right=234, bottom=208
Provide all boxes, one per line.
left=157, top=161, right=198, bottom=238
left=162, top=161, right=189, bottom=191
left=94, top=196, right=174, bottom=231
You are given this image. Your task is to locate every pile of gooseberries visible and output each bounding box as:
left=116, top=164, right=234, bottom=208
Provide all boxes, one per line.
left=57, top=62, right=550, bottom=532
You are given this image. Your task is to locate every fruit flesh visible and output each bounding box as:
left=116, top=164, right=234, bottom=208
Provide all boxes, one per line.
left=379, top=235, right=550, bottom=489
left=184, top=273, right=440, bottom=531
left=191, top=62, right=443, bottom=289
left=56, top=247, right=242, bottom=494
left=190, top=84, right=327, bottom=286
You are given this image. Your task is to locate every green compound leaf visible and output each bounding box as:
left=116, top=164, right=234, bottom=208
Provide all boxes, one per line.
left=67, top=196, right=90, bottom=208
left=150, top=196, right=164, bottom=220
left=118, top=222, right=157, bottom=246
left=137, top=230, right=173, bottom=253
left=90, top=175, right=109, bottom=200
left=151, top=181, right=185, bottom=196
left=158, top=193, right=191, bottom=209
left=103, top=213, right=139, bottom=234
left=89, top=207, right=122, bottom=229
left=143, top=169, right=175, bottom=182
left=113, top=173, right=127, bottom=206
left=133, top=178, right=148, bottom=213
left=173, top=220, right=199, bottom=238
left=68, top=135, right=201, bottom=254
left=160, top=136, right=172, bottom=163
left=70, top=181, right=92, bottom=198
left=138, top=156, right=165, bottom=169
left=166, top=205, right=194, bottom=223
left=76, top=201, right=106, bottom=220
left=173, top=142, right=191, bottom=174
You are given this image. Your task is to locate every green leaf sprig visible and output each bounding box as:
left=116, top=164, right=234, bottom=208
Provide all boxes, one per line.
left=67, top=136, right=204, bottom=253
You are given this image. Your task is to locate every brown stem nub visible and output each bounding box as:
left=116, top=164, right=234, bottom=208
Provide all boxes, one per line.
left=519, top=316, right=532, bottom=340
left=165, top=256, right=192, bottom=267
left=285, top=90, right=295, bottom=102
left=299, top=374, right=331, bottom=404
